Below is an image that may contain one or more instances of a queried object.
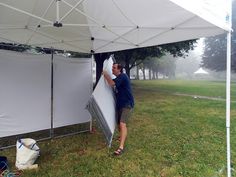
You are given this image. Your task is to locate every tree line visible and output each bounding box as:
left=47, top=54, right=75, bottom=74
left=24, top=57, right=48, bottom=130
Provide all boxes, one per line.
left=94, top=40, right=196, bottom=83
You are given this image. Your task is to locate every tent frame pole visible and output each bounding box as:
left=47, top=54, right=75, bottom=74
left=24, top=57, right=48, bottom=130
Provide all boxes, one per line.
left=89, top=54, right=95, bottom=132
left=226, top=30, right=231, bottom=177
left=50, top=48, right=54, bottom=138
left=56, top=0, right=60, bottom=22
left=226, top=0, right=232, bottom=175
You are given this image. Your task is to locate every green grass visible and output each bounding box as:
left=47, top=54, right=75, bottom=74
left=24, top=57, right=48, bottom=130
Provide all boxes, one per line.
left=133, top=80, right=236, bottom=100
left=1, top=80, right=236, bottom=177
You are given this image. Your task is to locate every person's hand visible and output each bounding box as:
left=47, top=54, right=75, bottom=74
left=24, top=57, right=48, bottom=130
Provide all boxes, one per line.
left=102, top=70, right=114, bottom=86
left=103, top=70, right=108, bottom=76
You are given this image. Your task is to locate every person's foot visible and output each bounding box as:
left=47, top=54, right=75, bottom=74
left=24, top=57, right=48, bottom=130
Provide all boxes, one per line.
left=114, top=147, right=124, bottom=156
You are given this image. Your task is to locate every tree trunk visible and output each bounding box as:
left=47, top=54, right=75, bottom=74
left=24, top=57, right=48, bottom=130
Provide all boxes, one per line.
left=126, top=67, right=130, bottom=78
left=156, top=71, right=158, bottom=79
left=94, top=53, right=108, bottom=87
left=142, top=67, right=146, bottom=80
left=152, top=70, right=155, bottom=80
left=148, top=69, right=151, bottom=80
left=136, top=65, right=140, bottom=80
left=125, top=58, right=130, bottom=78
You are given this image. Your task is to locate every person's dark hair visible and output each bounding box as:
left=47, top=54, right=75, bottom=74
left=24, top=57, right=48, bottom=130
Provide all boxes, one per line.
left=113, top=63, right=123, bottom=73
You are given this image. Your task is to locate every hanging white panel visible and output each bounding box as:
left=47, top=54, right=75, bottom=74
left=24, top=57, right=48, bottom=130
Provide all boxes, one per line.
left=86, top=56, right=116, bottom=146
left=53, top=55, right=92, bottom=128
left=0, top=50, right=51, bottom=138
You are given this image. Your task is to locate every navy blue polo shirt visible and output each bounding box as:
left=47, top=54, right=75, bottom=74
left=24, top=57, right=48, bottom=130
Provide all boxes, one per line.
left=113, top=73, right=134, bottom=110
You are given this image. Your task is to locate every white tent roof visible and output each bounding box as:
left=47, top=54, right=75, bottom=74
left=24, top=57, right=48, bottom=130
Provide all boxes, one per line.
left=0, top=0, right=231, bottom=53
left=194, top=67, right=209, bottom=74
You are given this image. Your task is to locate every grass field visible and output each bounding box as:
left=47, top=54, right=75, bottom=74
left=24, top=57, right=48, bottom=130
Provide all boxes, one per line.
left=1, top=80, right=236, bottom=177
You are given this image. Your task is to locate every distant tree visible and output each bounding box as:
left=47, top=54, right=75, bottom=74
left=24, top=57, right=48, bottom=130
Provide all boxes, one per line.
left=113, top=46, right=163, bottom=77
left=161, top=40, right=196, bottom=58
left=201, top=0, right=236, bottom=72
left=175, top=52, right=201, bottom=79
left=201, top=36, right=228, bottom=71
left=142, top=57, right=161, bottom=80
left=158, top=56, right=176, bottom=78
left=142, top=55, right=176, bottom=80
left=137, top=57, right=160, bottom=80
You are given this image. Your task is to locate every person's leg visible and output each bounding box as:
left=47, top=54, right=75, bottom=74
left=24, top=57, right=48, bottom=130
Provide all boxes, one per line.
left=117, top=109, right=121, bottom=141
left=114, top=122, right=126, bottom=155
left=114, top=107, right=132, bottom=155
left=119, top=122, right=127, bottom=149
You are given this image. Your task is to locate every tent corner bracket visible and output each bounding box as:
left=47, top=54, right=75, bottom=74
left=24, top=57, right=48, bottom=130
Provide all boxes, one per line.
left=53, top=21, right=63, bottom=27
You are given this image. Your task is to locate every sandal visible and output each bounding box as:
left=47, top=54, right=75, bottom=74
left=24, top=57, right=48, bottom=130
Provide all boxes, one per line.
left=114, top=147, right=124, bottom=156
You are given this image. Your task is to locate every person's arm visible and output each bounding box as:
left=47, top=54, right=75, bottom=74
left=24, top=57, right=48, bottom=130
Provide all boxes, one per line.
left=103, top=70, right=115, bottom=87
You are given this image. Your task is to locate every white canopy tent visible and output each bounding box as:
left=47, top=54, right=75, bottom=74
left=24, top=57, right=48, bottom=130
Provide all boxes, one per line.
left=194, top=67, right=209, bottom=75
left=0, top=0, right=231, bottom=53
left=0, top=0, right=232, bottom=176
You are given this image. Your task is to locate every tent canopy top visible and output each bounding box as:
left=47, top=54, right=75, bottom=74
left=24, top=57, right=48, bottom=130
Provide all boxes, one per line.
left=0, top=0, right=231, bottom=53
